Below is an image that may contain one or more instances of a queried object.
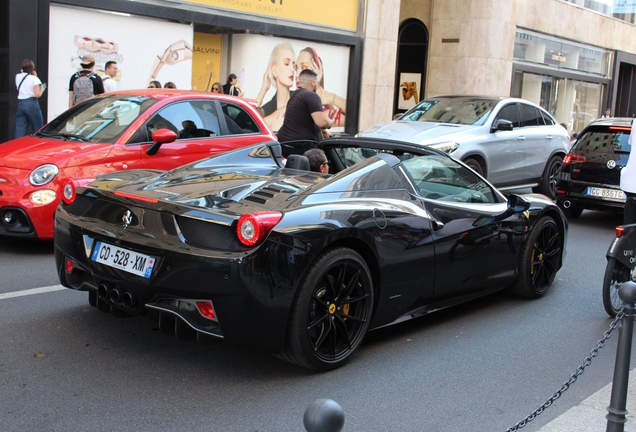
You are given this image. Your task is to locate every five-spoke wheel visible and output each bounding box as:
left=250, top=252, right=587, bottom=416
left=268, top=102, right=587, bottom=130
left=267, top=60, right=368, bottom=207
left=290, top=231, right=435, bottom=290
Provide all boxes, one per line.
left=279, top=248, right=374, bottom=371
left=512, top=217, right=561, bottom=298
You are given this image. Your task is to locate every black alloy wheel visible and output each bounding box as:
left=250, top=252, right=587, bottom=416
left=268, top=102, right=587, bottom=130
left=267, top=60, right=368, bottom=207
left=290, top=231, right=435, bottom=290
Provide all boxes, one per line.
left=534, top=156, right=562, bottom=199
left=602, top=257, right=632, bottom=317
left=279, top=248, right=374, bottom=371
left=511, top=217, right=561, bottom=298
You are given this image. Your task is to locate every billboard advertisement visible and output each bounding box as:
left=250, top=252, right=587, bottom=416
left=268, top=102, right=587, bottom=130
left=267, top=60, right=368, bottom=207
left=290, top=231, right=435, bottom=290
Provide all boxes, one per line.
left=48, top=5, right=193, bottom=120
left=192, top=33, right=223, bottom=92
left=229, top=34, right=350, bottom=131
left=170, top=0, right=359, bottom=31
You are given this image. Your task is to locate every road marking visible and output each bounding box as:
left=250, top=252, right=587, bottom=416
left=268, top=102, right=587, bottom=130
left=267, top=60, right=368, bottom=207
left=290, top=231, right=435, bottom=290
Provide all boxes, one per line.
left=0, top=285, right=66, bottom=300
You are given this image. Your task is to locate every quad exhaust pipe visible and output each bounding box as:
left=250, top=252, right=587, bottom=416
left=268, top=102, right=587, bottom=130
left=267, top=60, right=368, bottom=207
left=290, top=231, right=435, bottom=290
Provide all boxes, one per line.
left=562, top=200, right=572, bottom=208
left=97, top=282, right=136, bottom=309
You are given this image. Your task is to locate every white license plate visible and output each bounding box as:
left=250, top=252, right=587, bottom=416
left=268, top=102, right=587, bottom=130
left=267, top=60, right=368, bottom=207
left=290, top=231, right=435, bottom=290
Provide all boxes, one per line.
left=587, top=187, right=627, bottom=201
left=91, top=241, right=156, bottom=278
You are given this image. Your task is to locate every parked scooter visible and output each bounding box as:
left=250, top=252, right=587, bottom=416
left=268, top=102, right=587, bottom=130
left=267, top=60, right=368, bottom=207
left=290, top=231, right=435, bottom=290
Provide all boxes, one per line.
left=603, top=223, right=636, bottom=316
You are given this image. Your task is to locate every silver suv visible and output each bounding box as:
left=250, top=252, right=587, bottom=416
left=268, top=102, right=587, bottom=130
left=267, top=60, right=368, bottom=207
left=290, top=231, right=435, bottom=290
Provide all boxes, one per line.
left=358, top=95, right=572, bottom=198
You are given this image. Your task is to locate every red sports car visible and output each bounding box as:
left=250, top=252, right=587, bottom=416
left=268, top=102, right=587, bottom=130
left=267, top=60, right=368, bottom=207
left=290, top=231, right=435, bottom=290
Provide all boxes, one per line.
left=0, top=90, right=276, bottom=239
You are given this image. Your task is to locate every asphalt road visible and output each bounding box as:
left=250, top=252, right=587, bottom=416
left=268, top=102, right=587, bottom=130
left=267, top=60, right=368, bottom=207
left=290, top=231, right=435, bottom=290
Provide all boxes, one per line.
left=1, top=209, right=633, bottom=431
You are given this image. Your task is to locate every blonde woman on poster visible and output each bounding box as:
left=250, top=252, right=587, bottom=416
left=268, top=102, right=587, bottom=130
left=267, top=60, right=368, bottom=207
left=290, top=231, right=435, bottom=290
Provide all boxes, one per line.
left=255, top=42, right=296, bottom=131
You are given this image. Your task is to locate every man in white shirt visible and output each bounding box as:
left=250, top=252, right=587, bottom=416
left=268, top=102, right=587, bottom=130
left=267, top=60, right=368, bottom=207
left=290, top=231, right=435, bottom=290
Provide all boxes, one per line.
left=621, top=118, right=636, bottom=224
left=102, top=61, right=118, bottom=93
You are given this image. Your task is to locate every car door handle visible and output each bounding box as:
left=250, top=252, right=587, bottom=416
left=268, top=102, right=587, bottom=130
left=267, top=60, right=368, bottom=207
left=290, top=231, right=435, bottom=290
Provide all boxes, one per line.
left=546, top=135, right=553, bottom=140
left=517, top=136, right=525, bottom=140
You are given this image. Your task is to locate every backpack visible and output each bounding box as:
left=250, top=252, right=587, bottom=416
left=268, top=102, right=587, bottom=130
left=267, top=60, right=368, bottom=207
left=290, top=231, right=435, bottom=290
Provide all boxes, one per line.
left=72, top=71, right=95, bottom=104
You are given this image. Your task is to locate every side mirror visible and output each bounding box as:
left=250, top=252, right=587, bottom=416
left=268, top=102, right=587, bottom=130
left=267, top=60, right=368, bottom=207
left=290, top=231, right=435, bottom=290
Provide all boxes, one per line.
left=492, top=119, right=514, bottom=132
left=146, top=128, right=177, bottom=156
left=473, top=194, right=529, bottom=227
left=572, top=132, right=579, bottom=139
left=507, top=194, right=530, bottom=213
left=393, top=113, right=404, bottom=120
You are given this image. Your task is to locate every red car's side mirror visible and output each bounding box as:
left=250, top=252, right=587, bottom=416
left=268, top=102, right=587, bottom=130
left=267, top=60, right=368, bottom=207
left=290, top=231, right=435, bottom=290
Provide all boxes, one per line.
left=147, top=129, right=177, bottom=156
left=151, top=128, right=177, bottom=144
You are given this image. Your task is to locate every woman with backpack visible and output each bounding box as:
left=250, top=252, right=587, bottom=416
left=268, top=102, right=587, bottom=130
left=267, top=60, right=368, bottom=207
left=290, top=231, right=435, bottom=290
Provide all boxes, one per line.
left=68, top=54, right=104, bottom=108
left=14, top=59, right=45, bottom=138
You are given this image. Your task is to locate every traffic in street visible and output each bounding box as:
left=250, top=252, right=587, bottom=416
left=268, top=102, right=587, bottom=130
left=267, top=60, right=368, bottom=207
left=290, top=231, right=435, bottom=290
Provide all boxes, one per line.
left=1, top=209, right=633, bottom=431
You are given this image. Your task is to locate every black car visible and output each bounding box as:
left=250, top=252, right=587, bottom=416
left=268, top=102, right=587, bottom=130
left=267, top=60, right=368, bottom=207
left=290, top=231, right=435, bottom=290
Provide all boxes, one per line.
left=556, top=118, right=632, bottom=218
left=54, top=137, right=568, bottom=370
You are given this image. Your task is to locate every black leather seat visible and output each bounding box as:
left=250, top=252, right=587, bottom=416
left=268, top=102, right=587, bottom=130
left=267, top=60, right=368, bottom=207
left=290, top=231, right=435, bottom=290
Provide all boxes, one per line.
left=286, top=154, right=311, bottom=171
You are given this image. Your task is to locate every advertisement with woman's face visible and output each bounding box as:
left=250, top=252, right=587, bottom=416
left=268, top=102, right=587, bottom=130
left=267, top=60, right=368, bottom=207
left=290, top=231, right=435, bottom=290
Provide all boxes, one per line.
left=229, top=34, right=350, bottom=132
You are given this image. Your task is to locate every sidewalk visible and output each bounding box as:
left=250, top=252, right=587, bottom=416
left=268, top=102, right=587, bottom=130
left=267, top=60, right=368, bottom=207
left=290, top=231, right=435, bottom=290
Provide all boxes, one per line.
left=537, top=369, right=636, bottom=432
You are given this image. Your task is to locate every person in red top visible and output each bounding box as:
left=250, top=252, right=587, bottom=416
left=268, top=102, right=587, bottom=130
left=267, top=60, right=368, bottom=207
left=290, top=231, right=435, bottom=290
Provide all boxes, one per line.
left=276, top=69, right=333, bottom=143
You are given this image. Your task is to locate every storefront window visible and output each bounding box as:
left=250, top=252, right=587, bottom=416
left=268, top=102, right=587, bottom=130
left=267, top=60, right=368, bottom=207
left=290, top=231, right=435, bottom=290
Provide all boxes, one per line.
left=562, top=0, right=636, bottom=25
left=512, top=71, right=604, bottom=134
left=514, top=30, right=611, bottom=78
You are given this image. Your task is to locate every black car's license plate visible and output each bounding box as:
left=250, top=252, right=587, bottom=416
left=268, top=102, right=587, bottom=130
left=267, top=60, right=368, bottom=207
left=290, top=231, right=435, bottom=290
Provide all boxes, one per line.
left=91, top=241, right=156, bottom=278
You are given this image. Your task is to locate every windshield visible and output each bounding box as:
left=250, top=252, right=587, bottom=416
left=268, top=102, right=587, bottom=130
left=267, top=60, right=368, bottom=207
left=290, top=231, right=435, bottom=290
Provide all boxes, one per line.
left=40, top=95, right=159, bottom=143
left=400, top=97, right=497, bottom=126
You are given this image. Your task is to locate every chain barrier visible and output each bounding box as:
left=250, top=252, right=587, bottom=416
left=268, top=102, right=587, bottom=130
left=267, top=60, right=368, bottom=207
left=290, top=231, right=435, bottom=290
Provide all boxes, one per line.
left=505, top=310, right=625, bottom=432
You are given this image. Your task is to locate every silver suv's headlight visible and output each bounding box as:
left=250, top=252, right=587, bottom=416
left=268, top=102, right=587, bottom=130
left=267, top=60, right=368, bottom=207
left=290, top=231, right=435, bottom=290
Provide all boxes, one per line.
left=29, top=164, right=59, bottom=186
left=429, top=142, right=460, bottom=153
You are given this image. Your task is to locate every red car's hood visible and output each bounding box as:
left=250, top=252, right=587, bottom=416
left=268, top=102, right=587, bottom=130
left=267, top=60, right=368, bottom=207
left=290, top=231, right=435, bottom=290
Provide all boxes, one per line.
left=0, top=136, right=113, bottom=170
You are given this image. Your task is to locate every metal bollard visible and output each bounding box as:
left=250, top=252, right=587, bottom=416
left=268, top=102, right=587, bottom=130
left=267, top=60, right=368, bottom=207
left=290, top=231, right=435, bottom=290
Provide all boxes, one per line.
left=606, top=281, right=636, bottom=432
left=303, top=399, right=345, bottom=432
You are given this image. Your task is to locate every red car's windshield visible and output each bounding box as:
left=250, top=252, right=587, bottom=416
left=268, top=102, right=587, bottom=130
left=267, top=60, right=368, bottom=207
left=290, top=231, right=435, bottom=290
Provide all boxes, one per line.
left=39, top=95, right=159, bottom=143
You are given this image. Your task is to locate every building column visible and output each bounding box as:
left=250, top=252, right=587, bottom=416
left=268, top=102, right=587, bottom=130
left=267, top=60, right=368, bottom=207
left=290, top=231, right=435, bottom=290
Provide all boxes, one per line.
left=358, top=0, right=401, bottom=133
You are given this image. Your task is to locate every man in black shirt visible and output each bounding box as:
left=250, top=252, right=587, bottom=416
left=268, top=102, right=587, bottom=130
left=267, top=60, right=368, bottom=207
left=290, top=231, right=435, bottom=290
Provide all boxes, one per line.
left=276, top=69, right=333, bottom=142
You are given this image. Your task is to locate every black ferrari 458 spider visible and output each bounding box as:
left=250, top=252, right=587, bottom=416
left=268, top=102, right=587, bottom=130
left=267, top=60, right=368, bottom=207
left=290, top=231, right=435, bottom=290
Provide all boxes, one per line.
left=54, top=136, right=568, bottom=370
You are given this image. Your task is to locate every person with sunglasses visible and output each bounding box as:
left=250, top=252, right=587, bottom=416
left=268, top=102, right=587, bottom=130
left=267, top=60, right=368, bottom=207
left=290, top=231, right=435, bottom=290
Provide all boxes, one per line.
left=210, top=82, right=223, bottom=93
left=304, top=148, right=330, bottom=173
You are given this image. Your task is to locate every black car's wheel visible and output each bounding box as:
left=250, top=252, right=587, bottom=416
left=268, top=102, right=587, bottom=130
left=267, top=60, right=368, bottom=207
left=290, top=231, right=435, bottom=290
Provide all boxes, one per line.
left=511, top=217, right=561, bottom=298
left=279, top=248, right=374, bottom=371
left=533, top=156, right=562, bottom=199
left=602, top=257, right=633, bottom=317
left=463, top=158, right=484, bottom=176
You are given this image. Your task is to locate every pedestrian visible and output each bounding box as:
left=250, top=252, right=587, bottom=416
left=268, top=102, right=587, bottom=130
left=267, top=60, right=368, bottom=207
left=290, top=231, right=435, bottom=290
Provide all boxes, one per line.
left=276, top=69, right=333, bottom=142
left=68, top=54, right=104, bottom=107
left=621, top=117, right=636, bottom=225
left=148, top=80, right=162, bottom=89
left=223, top=73, right=243, bottom=97
left=164, top=81, right=176, bottom=89
left=102, top=61, right=118, bottom=93
left=14, top=59, right=45, bottom=138
left=304, top=148, right=330, bottom=173
left=211, top=82, right=223, bottom=93
left=602, top=107, right=612, bottom=118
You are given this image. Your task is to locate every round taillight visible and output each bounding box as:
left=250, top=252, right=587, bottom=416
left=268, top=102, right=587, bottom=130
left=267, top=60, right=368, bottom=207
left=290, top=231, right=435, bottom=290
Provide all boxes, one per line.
left=62, top=179, right=78, bottom=205
left=236, top=212, right=283, bottom=246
